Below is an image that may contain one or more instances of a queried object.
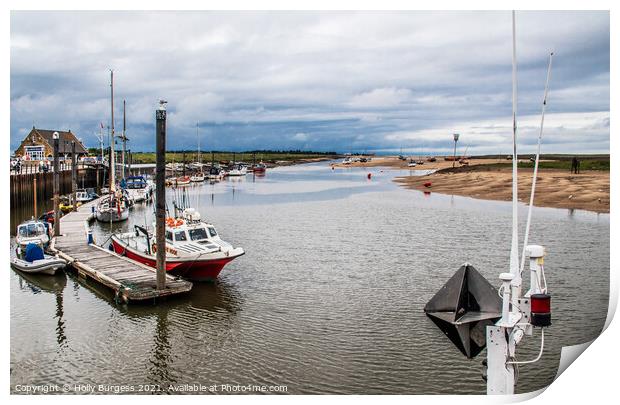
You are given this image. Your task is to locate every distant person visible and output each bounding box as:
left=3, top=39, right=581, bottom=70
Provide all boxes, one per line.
left=571, top=157, right=581, bottom=174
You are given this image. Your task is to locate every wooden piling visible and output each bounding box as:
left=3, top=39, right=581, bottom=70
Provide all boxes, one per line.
left=53, top=132, right=60, bottom=236
left=33, top=175, right=37, bottom=219
left=155, top=101, right=167, bottom=290
left=71, top=141, right=77, bottom=210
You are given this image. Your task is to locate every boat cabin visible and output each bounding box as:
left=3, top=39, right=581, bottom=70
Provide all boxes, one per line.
left=125, top=176, right=148, bottom=189
left=18, top=221, right=48, bottom=238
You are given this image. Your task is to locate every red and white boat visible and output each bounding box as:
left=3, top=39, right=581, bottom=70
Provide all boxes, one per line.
left=110, top=208, right=244, bottom=281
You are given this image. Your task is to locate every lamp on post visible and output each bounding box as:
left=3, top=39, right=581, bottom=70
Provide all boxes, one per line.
left=452, top=133, right=460, bottom=168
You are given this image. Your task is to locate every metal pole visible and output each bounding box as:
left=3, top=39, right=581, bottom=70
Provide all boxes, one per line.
left=155, top=100, right=168, bottom=290
left=71, top=141, right=77, bottom=210
left=122, top=99, right=126, bottom=180
left=53, top=132, right=60, bottom=236
left=452, top=133, right=459, bottom=168
left=109, top=70, right=116, bottom=194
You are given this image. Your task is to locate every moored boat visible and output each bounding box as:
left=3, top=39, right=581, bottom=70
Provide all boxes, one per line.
left=96, top=193, right=130, bottom=222
left=175, top=175, right=191, bottom=186
left=11, top=244, right=65, bottom=275
left=207, top=165, right=225, bottom=180
left=227, top=163, right=247, bottom=176
left=111, top=208, right=244, bottom=281
left=15, top=219, right=51, bottom=252
left=124, top=175, right=152, bottom=202
left=190, top=172, right=205, bottom=182
left=252, top=162, right=267, bottom=173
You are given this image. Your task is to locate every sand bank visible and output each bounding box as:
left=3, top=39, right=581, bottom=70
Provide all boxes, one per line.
left=395, top=165, right=610, bottom=214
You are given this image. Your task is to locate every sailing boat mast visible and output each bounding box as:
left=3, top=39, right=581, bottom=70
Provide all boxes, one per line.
left=122, top=99, right=127, bottom=179
left=508, top=11, right=521, bottom=300
left=109, top=69, right=116, bottom=194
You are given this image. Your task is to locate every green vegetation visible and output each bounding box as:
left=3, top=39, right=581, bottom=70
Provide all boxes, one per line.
left=126, top=150, right=340, bottom=164
left=517, top=159, right=609, bottom=171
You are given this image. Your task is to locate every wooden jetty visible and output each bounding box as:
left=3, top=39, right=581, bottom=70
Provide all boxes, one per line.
left=50, top=197, right=193, bottom=303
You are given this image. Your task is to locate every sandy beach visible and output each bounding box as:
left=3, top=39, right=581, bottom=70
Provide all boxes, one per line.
left=332, top=156, right=610, bottom=213
left=395, top=165, right=610, bottom=214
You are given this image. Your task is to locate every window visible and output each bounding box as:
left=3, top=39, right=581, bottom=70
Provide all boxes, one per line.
left=208, top=227, right=217, bottom=237
left=19, top=224, right=45, bottom=237
left=165, top=231, right=173, bottom=241
left=25, top=146, right=44, bottom=161
left=174, top=231, right=187, bottom=241
left=188, top=228, right=209, bottom=241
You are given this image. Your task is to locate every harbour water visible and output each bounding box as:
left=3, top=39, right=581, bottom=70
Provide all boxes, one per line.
left=10, top=162, right=610, bottom=394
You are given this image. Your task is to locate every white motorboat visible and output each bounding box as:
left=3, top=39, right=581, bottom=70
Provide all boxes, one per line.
left=111, top=207, right=244, bottom=281
left=207, top=165, right=224, bottom=180
left=190, top=172, right=205, bottom=182
left=11, top=244, right=65, bottom=275
left=124, top=175, right=152, bottom=202
left=227, top=163, right=247, bottom=176
left=15, top=219, right=51, bottom=252
left=75, top=189, right=93, bottom=203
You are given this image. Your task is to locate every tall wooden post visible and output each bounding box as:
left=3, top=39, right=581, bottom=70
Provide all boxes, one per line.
left=71, top=141, right=77, bottom=210
left=53, top=132, right=60, bottom=236
left=33, top=175, right=38, bottom=219
left=155, top=100, right=168, bottom=290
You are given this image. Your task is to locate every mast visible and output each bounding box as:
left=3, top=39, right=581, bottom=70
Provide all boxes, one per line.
left=196, top=123, right=200, bottom=164
left=509, top=11, right=521, bottom=298
left=109, top=69, right=116, bottom=194
left=122, top=99, right=127, bottom=179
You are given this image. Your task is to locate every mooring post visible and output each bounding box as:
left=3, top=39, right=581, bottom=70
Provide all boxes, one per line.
left=71, top=141, right=77, bottom=211
left=155, top=100, right=168, bottom=290
left=33, top=175, right=38, bottom=219
left=53, top=132, right=60, bottom=236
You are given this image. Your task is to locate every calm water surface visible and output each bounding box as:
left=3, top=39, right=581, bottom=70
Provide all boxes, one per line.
left=10, top=162, right=610, bottom=394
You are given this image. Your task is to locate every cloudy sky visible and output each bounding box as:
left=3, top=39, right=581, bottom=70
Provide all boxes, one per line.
left=10, top=10, right=609, bottom=155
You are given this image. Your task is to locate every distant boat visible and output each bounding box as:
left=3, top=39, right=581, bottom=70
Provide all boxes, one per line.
left=208, top=165, right=224, bottom=180
left=227, top=163, right=247, bottom=176
left=124, top=175, right=153, bottom=202
left=76, top=189, right=94, bottom=203
left=176, top=175, right=191, bottom=186
left=190, top=172, right=205, bottom=182
left=252, top=162, right=267, bottom=173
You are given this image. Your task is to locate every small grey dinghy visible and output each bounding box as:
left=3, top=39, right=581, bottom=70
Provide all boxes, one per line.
left=11, top=243, right=66, bottom=276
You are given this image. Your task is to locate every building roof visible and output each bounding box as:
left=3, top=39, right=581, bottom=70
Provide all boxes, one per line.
left=30, top=127, right=88, bottom=155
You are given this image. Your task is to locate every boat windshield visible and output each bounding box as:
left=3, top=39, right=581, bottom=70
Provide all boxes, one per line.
left=174, top=231, right=187, bottom=241
left=188, top=227, right=209, bottom=241
left=18, top=223, right=46, bottom=237
left=126, top=178, right=147, bottom=189
left=208, top=227, right=217, bottom=237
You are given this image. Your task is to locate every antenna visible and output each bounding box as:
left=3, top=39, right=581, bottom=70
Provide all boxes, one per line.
left=520, top=52, right=554, bottom=275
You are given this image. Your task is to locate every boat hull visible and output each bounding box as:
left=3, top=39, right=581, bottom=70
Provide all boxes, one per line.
left=96, top=208, right=129, bottom=223
left=111, top=236, right=244, bottom=281
left=11, top=256, right=66, bottom=275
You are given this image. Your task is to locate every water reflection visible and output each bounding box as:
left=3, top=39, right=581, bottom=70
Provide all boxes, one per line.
left=14, top=269, right=68, bottom=350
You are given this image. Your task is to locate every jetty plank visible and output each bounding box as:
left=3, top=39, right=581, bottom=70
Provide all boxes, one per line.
left=50, top=197, right=192, bottom=303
